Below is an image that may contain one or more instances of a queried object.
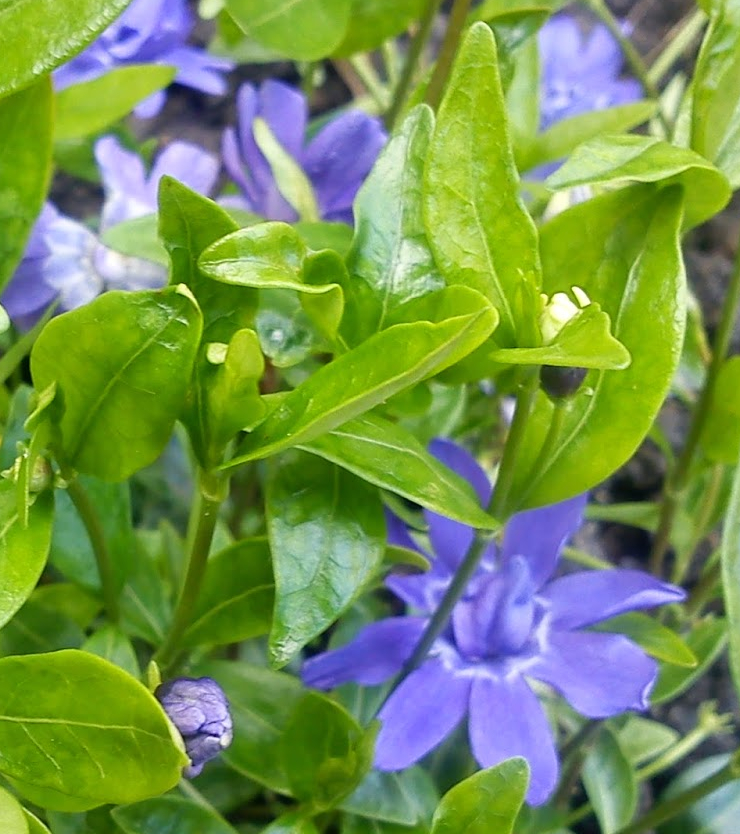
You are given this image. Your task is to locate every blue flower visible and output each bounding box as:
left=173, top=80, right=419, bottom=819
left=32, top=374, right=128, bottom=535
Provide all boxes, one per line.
left=222, top=80, right=387, bottom=224
left=54, top=0, right=234, bottom=118
left=156, top=677, right=233, bottom=778
left=303, top=441, right=684, bottom=805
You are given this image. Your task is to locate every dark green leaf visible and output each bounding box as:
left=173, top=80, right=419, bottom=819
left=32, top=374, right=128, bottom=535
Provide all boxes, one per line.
left=424, top=23, right=541, bottom=346
left=592, top=612, right=697, bottom=668
left=120, top=534, right=173, bottom=645
left=333, top=0, right=425, bottom=55
left=54, top=66, right=176, bottom=141
left=700, top=357, right=740, bottom=463
left=0, top=0, right=132, bottom=96
left=298, top=412, right=497, bottom=528
left=0, top=784, right=28, bottom=834
left=340, top=768, right=438, bottom=825
left=30, top=286, right=202, bottom=481
left=616, top=716, right=679, bottom=768
left=113, top=796, right=238, bottom=834
left=267, top=452, right=385, bottom=666
left=0, top=79, right=52, bottom=293
left=82, top=624, right=140, bottom=678
left=0, top=650, right=186, bottom=811
left=0, top=593, right=85, bottom=655
left=262, top=812, right=319, bottom=834
left=430, top=758, right=529, bottom=834
left=582, top=728, right=636, bottom=834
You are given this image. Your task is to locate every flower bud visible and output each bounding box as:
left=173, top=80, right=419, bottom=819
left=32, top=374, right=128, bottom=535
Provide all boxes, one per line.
left=539, top=365, right=588, bottom=399
left=538, top=286, right=590, bottom=344
left=156, top=676, right=233, bottom=778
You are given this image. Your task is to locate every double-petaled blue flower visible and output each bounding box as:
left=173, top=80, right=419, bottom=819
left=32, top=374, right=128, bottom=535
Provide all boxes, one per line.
left=54, top=0, right=233, bottom=118
left=222, top=80, right=387, bottom=224
left=303, top=441, right=683, bottom=805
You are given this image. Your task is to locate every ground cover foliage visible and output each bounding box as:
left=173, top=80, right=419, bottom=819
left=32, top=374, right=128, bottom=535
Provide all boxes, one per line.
left=0, top=0, right=740, bottom=832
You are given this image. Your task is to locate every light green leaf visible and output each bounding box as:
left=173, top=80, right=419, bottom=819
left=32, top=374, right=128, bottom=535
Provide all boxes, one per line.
left=700, top=356, right=740, bottom=463
left=582, top=728, right=637, bottom=834
left=102, top=214, right=169, bottom=266
left=333, top=0, right=425, bottom=55
left=424, top=22, right=541, bottom=346
left=592, top=612, right=697, bottom=668
left=31, top=286, right=202, bottom=481
left=22, top=810, right=49, bottom=834
left=113, top=796, right=238, bottom=834
left=0, top=784, right=28, bottom=834
left=617, top=716, right=679, bottom=768
left=0, top=650, right=186, bottom=811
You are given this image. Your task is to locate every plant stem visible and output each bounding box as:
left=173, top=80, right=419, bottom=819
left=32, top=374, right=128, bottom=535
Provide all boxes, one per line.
left=385, top=0, right=444, bottom=130
left=651, top=243, right=740, bottom=576
left=67, top=478, right=119, bottom=624
left=614, top=761, right=739, bottom=834
left=348, top=55, right=388, bottom=110
left=424, top=0, right=473, bottom=111
left=646, top=8, right=707, bottom=87
left=685, top=560, right=721, bottom=619
left=154, top=470, right=225, bottom=674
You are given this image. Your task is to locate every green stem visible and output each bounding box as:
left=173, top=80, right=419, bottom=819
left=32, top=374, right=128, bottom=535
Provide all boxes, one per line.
left=385, top=0, right=444, bottom=130
left=424, top=0, right=473, bottom=111
left=154, top=470, right=225, bottom=674
left=348, top=55, right=388, bottom=110
left=67, top=478, right=120, bottom=623
left=685, top=558, right=721, bottom=620
left=614, top=762, right=739, bottom=834
left=553, top=720, right=602, bottom=807
left=0, top=305, right=57, bottom=386
left=646, top=8, right=707, bottom=87
left=651, top=243, right=740, bottom=576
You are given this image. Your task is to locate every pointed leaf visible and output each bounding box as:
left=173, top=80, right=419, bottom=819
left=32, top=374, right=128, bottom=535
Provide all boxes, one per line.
left=582, top=728, right=637, bottom=834
left=113, top=796, right=238, bottom=834
left=0, top=784, right=27, bottom=834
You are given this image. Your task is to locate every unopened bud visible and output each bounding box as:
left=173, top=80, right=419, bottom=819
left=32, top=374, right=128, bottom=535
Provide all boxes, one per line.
left=539, top=286, right=590, bottom=344
left=540, top=365, right=588, bottom=399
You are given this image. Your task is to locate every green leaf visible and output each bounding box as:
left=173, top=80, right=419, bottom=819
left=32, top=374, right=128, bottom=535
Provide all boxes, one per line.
left=0, top=79, right=52, bottom=293
left=22, top=810, right=49, bottom=834
left=345, top=105, right=444, bottom=337
left=82, top=624, right=140, bottom=678
left=424, top=23, right=541, bottom=346
left=547, top=134, right=731, bottom=230
left=617, top=716, right=679, bottom=768
left=508, top=186, right=686, bottom=508
left=333, top=0, right=424, bottom=55
left=183, top=537, right=274, bottom=648
left=700, top=356, right=740, bottom=463
left=340, top=768, right=438, bottom=826
left=196, top=660, right=303, bottom=793
left=0, top=593, right=85, bottom=656
left=54, top=66, right=176, bottom=141
left=0, top=0, right=132, bottom=96
left=102, top=214, right=168, bottom=266
left=430, top=758, right=529, bottom=834
left=225, top=0, right=352, bottom=60
left=267, top=452, right=385, bottom=666
left=30, top=286, right=203, bottom=481
left=262, top=812, right=319, bottom=834
left=223, top=291, right=497, bottom=467
left=298, top=412, right=498, bottom=529
left=582, top=728, right=637, bottom=834
left=113, top=796, right=238, bottom=834
left=281, top=692, right=375, bottom=810
left=0, top=650, right=186, bottom=811
left=0, top=784, right=28, bottom=834
left=592, top=612, right=697, bottom=668
left=652, top=617, right=728, bottom=704
left=0, top=484, right=53, bottom=630
left=722, top=451, right=740, bottom=704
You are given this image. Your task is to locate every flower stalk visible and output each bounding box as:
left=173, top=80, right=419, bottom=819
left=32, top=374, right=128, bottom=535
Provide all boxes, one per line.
left=424, top=0, right=473, bottom=111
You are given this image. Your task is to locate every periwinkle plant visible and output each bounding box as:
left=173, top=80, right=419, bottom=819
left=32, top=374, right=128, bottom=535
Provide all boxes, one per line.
left=0, top=1, right=739, bottom=833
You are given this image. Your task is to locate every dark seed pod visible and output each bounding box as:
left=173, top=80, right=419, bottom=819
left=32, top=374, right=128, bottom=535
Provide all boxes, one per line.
left=539, top=365, right=588, bottom=399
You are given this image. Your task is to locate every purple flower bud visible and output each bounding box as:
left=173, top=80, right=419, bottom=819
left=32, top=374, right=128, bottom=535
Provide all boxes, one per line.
left=156, top=676, right=233, bottom=778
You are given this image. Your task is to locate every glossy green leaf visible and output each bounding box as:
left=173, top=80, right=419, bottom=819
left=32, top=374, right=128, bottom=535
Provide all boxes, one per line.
left=281, top=692, right=374, bottom=810
left=0, top=784, right=28, bottom=834
left=82, top=624, right=140, bottom=678
left=547, top=134, right=731, bottom=229
left=333, top=0, right=424, bottom=55
left=722, top=450, right=740, bottom=703
left=298, top=412, right=497, bottom=529
left=0, top=650, right=186, bottom=811
left=424, top=23, right=541, bottom=346
left=226, top=0, right=352, bottom=60
left=508, top=186, right=686, bottom=508
left=345, top=105, right=444, bottom=337
left=54, top=66, right=176, bottom=141
left=113, top=796, right=238, bottom=834
left=102, top=214, right=168, bottom=266
left=0, top=79, right=52, bottom=293
left=617, top=716, right=679, bottom=768
left=183, top=537, right=273, bottom=647
left=430, top=758, right=529, bottom=834
left=267, top=452, right=385, bottom=666
left=340, top=768, right=438, bottom=826
left=223, top=292, right=497, bottom=467
left=22, top=810, right=49, bottom=834
left=0, top=484, right=53, bottom=630
left=700, top=357, right=740, bottom=463
left=582, top=728, right=637, bottom=834
left=652, top=617, right=728, bottom=704
left=196, top=659, right=303, bottom=793
left=592, top=612, right=697, bottom=667
left=0, top=0, right=132, bottom=96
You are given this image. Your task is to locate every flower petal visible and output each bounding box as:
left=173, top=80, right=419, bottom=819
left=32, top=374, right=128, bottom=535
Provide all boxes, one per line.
left=150, top=141, right=219, bottom=200
left=530, top=630, right=657, bottom=717
left=468, top=672, right=558, bottom=806
left=429, top=439, right=492, bottom=505
left=502, top=493, right=587, bottom=588
left=375, top=658, right=470, bottom=770
left=302, top=617, right=426, bottom=689
left=542, top=569, right=685, bottom=630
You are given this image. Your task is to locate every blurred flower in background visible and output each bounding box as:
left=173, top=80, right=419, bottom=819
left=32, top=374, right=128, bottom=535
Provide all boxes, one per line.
left=222, top=80, right=387, bottom=224
left=303, top=441, right=684, bottom=805
left=54, top=0, right=234, bottom=117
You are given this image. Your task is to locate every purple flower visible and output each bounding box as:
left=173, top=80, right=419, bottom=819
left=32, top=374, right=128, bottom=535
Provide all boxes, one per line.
left=303, top=441, right=684, bottom=805
left=1, top=136, right=218, bottom=326
left=539, top=14, right=642, bottom=131
left=222, top=80, right=387, bottom=224
left=53, top=0, right=233, bottom=118
left=156, top=676, right=233, bottom=778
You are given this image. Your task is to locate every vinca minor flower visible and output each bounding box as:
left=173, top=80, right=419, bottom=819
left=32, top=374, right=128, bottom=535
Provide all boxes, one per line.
left=156, top=676, right=233, bottom=778
left=222, top=80, right=386, bottom=224
left=303, top=441, right=684, bottom=805
left=54, top=0, right=234, bottom=118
